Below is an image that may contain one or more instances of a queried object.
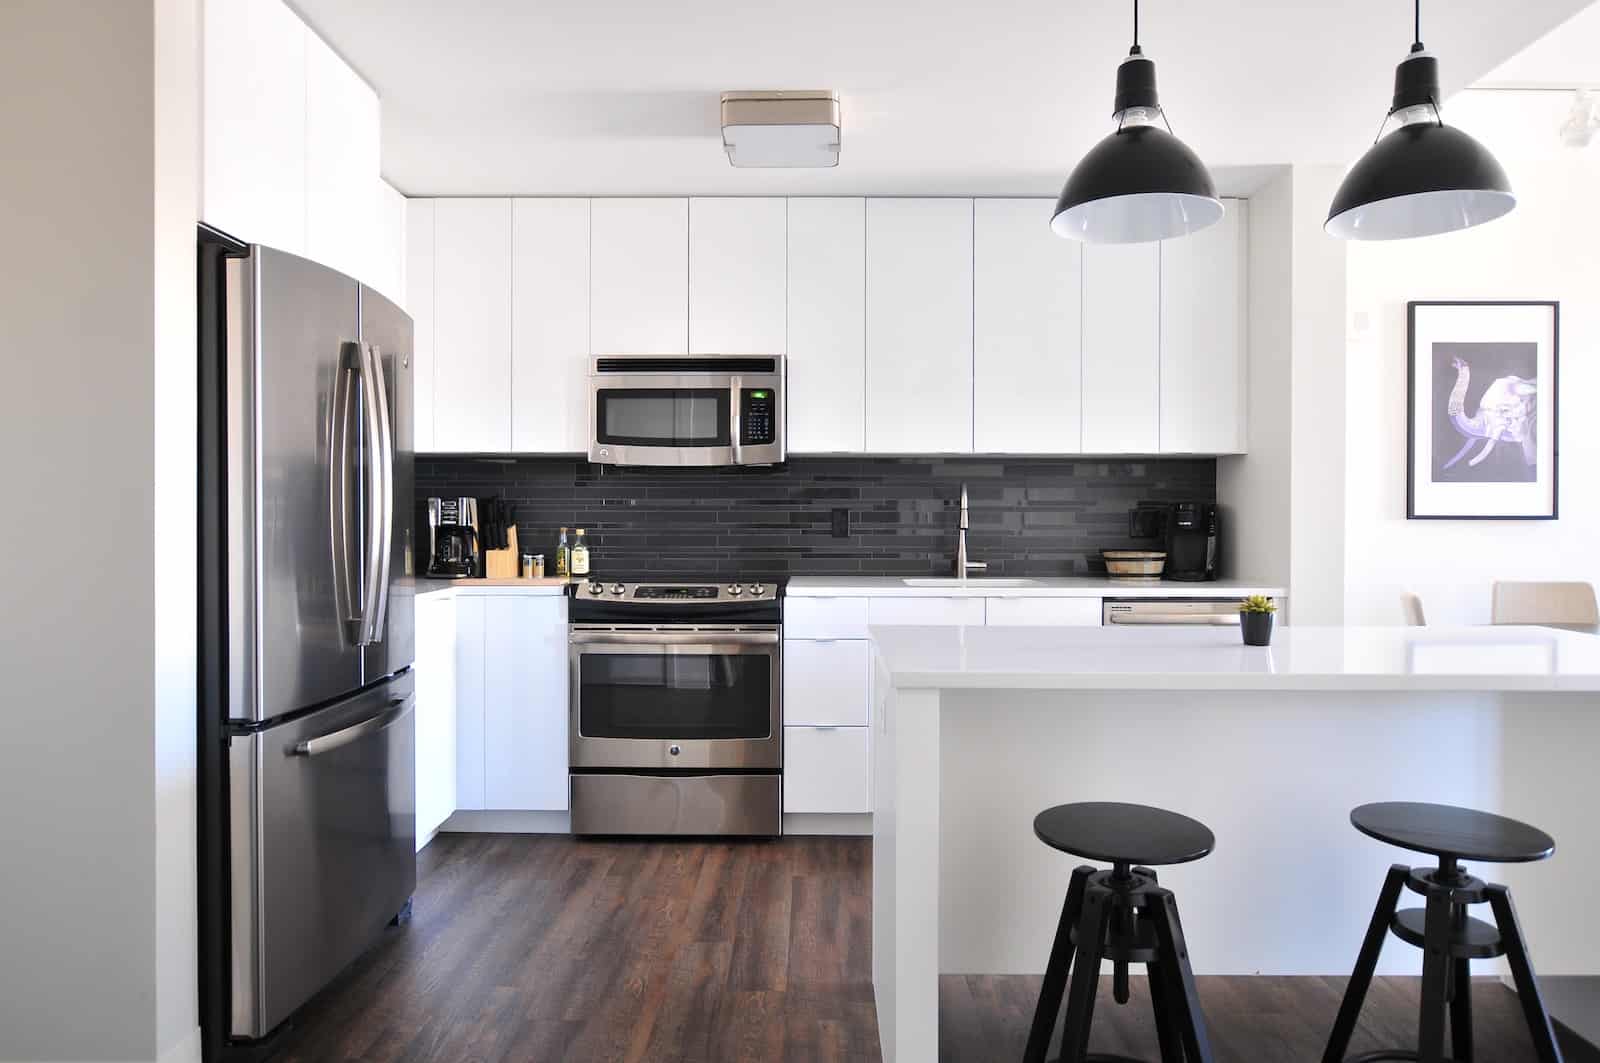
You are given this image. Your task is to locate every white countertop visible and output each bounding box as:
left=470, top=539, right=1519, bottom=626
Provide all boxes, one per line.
left=870, top=623, right=1600, bottom=692
left=415, top=579, right=568, bottom=600
left=786, top=575, right=1285, bottom=598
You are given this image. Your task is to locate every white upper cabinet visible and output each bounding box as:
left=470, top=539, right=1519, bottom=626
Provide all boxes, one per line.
left=865, top=199, right=974, bottom=453
left=201, top=0, right=307, bottom=255
left=1160, top=201, right=1247, bottom=454
left=304, top=29, right=379, bottom=286
left=373, top=180, right=407, bottom=311
left=432, top=199, right=513, bottom=452
left=689, top=198, right=786, bottom=354
left=974, top=199, right=1083, bottom=454
left=1081, top=241, right=1160, bottom=453
left=590, top=198, right=689, bottom=354
left=405, top=199, right=436, bottom=452
left=786, top=198, right=866, bottom=453
left=512, top=199, right=591, bottom=453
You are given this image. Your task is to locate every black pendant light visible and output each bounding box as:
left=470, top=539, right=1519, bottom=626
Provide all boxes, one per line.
left=1051, top=0, right=1222, bottom=244
left=1326, top=0, right=1514, bottom=240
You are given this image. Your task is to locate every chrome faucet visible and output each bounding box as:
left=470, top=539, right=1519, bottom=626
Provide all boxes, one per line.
left=955, top=483, right=987, bottom=579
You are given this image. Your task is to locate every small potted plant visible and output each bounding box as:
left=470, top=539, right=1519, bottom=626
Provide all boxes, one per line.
left=1239, top=595, right=1277, bottom=646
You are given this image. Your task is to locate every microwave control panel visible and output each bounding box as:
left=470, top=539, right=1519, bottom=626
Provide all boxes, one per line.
left=740, top=389, right=777, bottom=445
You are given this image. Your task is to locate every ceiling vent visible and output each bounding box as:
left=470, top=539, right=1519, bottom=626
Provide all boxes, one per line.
left=720, top=91, right=840, bottom=168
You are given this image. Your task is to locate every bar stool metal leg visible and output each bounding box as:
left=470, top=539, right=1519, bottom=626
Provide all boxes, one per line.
left=1149, top=889, right=1215, bottom=1063
left=1023, top=866, right=1093, bottom=1063
left=1058, top=887, right=1113, bottom=1063
left=1449, top=900, right=1474, bottom=1063
left=1417, top=885, right=1454, bottom=1063
left=1486, top=884, right=1564, bottom=1063
left=1322, top=864, right=1410, bottom=1063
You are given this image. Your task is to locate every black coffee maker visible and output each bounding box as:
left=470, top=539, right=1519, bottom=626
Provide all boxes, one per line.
left=1163, top=501, right=1219, bottom=581
left=423, top=497, right=481, bottom=578
left=1129, top=501, right=1219, bottom=581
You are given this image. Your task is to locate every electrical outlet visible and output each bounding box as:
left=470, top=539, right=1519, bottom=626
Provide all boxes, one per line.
left=831, top=508, right=849, bottom=538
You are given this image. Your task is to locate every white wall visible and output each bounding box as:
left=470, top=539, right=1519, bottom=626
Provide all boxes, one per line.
left=1344, top=119, right=1600, bottom=625
left=154, top=0, right=202, bottom=1059
left=1218, top=171, right=1291, bottom=592
left=1217, top=165, right=1347, bottom=621
left=0, top=1, right=199, bottom=1061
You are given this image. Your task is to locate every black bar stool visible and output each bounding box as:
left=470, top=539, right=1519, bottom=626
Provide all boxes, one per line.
left=1323, top=801, right=1564, bottom=1063
left=1023, top=801, right=1216, bottom=1063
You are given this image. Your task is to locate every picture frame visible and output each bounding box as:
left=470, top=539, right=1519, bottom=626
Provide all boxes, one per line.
left=1407, top=301, right=1559, bottom=520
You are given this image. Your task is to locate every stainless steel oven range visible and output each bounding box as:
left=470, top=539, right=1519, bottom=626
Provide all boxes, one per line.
left=568, top=579, right=783, bottom=836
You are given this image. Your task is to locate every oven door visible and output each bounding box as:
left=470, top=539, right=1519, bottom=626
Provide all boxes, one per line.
left=588, top=365, right=784, bottom=466
left=569, top=625, right=781, bottom=770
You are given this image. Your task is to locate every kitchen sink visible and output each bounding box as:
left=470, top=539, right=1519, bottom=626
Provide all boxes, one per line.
left=901, top=577, right=1039, bottom=588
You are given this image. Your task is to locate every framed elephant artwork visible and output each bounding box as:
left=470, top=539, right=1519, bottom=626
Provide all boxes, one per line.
left=1407, top=301, right=1559, bottom=519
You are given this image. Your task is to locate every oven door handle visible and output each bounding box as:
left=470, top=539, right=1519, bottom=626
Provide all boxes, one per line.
left=569, top=629, right=780, bottom=647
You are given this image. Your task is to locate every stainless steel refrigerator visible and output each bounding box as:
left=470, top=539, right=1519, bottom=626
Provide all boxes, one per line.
left=197, top=226, right=416, bottom=1060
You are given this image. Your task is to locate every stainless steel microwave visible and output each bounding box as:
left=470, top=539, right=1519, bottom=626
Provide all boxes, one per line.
left=588, top=354, right=785, bottom=467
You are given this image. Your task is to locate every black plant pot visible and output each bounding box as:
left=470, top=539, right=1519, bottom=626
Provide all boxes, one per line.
left=1241, top=612, right=1274, bottom=646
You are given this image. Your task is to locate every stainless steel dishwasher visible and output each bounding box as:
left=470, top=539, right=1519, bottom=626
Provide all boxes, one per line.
left=1102, top=598, right=1260, bottom=626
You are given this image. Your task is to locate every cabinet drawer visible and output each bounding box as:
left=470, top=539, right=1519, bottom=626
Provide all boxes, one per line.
left=784, top=640, right=869, bottom=727
left=985, top=597, right=1103, bottom=627
left=868, top=597, right=985, bottom=627
left=783, top=726, right=869, bottom=814
left=785, top=596, right=869, bottom=639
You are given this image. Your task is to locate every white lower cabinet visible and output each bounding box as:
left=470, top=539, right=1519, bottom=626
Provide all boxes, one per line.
left=984, top=596, right=1103, bottom=627
left=867, top=596, right=986, bottom=627
left=415, top=594, right=457, bottom=848
left=784, top=727, right=870, bottom=814
left=451, top=592, right=568, bottom=814
left=784, top=640, right=870, bottom=726
left=482, top=596, right=569, bottom=811
left=453, top=596, right=487, bottom=810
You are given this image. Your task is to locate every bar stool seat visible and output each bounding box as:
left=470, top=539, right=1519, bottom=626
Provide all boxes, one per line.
left=1350, top=801, right=1555, bottom=863
left=1323, top=802, right=1564, bottom=1063
left=1034, top=801, right=1216, bottom=868
left=1024, top=802, right=1216, bottom=1063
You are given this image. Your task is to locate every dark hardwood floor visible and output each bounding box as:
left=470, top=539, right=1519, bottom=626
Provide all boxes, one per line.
left=270, top=834, right=1592, bottom=1063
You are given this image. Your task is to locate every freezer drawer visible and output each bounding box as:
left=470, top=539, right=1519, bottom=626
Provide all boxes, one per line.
left=229, top=673, right=416, bottom=1038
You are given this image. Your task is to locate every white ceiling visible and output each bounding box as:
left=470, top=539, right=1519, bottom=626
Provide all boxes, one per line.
left=1479, top=0, right=1600, bottom=86
left=291, top=0, right=1593, bottom=197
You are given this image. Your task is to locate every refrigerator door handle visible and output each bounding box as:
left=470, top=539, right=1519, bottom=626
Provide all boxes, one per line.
left=365, top=342, right=395, bottom=641
left=355, top=341, right=387, bottom=646
left=329, top=341, right=364, bottom=644
left=290, top=695, right=413, bottom=757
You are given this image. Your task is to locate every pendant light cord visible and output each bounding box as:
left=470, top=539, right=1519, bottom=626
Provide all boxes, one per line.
left=1412, top=0, right=1423, bottom=51
left=1133, top=0, right=1139, bottom=50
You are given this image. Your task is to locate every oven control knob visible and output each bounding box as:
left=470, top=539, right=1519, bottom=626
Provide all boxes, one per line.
left=669, top=744, right=681, bottom=757
left=727, top=584, right=742, bottom=596
left=610, top=584, right=625, bottom=596
left=751, top=583, right=766, bottom=596
left=587, top=581, right=602, bottom=595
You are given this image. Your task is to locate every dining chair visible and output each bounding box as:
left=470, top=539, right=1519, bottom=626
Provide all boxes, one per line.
left=1490, top=581, right=1600, bottom=626
left=1399, top=592, right=1426, bottom=627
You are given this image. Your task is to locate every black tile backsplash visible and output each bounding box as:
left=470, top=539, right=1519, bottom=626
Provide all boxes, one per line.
left=416, top=456, right=1216, bottom=581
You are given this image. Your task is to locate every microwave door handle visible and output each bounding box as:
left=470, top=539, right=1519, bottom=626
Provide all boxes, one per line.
left=729, top=375, right=742, bottom=465
left=365, top=342, right=395, bottom=641
left=330, top=342, right=364, bottom=644
left=356, top=341, right=387, bottom=646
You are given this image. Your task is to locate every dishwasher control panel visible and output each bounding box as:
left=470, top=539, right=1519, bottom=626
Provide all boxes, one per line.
left=1102, top=598, right=1268, bottom=626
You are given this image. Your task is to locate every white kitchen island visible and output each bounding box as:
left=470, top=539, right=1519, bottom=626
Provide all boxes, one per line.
left=869, top=623, right=1600, bottom=1063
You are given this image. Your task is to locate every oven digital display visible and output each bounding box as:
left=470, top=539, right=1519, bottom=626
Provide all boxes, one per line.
left=633, top=586, right=718, bottom=599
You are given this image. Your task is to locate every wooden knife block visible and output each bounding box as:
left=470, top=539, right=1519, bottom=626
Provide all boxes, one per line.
left=482, top=524, right=520, bottom=579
